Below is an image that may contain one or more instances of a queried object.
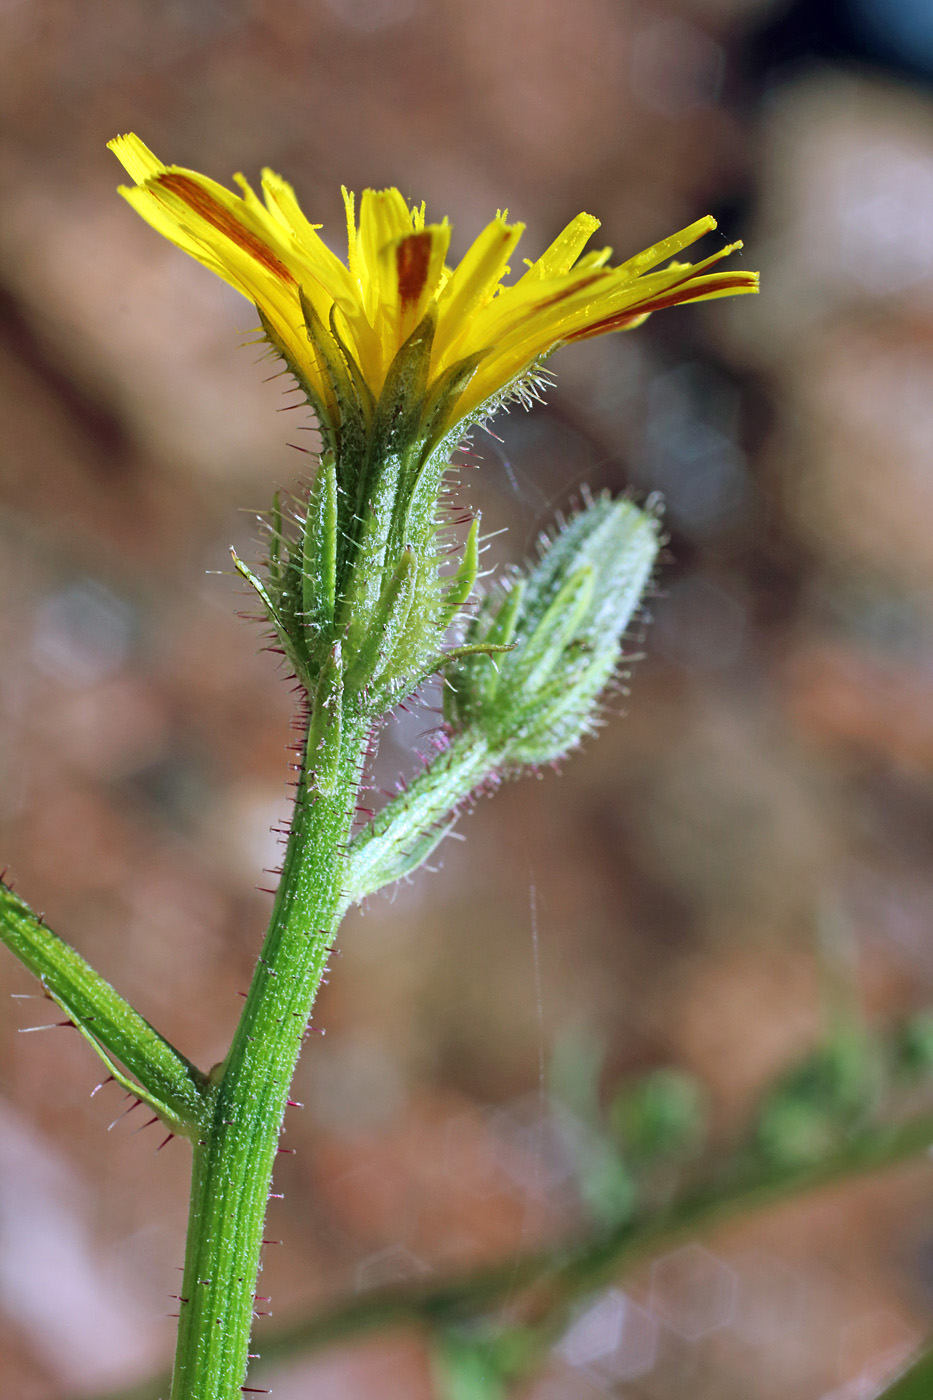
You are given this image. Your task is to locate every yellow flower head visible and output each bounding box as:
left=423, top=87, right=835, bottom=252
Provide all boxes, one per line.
left=109, top=133, right=757, bottom=449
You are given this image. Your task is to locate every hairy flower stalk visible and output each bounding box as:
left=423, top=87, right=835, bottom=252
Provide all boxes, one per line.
left=0, top=136, right=757, bottom=1400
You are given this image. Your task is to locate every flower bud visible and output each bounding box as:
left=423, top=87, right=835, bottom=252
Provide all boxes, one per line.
left=444, top=495, right=660, bottom=766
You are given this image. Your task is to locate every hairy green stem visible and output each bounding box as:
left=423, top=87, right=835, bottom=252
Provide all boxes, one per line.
left=0, top=882, right=208, bottom=1133
left=251, top=1104, right=933, bottom=1358
left=169, top=709, right=370, bottom=1400
left=342, top=731, right=493, bottom=904
left=86, top=1101, right=933, bottom=1400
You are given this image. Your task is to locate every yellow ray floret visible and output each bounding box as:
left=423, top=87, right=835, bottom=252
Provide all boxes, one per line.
left=109, top=134, right=758, bottom=440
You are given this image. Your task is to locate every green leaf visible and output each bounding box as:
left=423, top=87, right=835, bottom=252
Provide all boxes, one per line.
left=297, top=287, right=368, bottom=453
left=754, top=1027, right=884, bottom=1170
left=892, top=1012, right=933, bottom=1082
left=344, top=545, right=417, bottom=698
left=369, top=309, right=436, bottom=459
left=0, top=881, right=208, bottom=1135
left=609, top=1069, right=707, bottom=1166
left=268, top=490, right=284, bottom=589
left=432, top=1338, right=509, bottom=1400
left=328, top=302, right=376, bottom=423
left=347, top=816, right=460, bottom=902
left=874, top=1342, right=933, bottom=1399
left=436, top=642, right=516, bottom=668
left=230, top=546, right=285, bottom=634
left=416, top=349, right=485, bottom=457
left=231, top=545, right=313, bottom=686
left=518, top=564, right=594, bottom=691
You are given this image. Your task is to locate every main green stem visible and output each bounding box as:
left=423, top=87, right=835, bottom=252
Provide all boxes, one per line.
left=169, top=708, right=369, bottom=1400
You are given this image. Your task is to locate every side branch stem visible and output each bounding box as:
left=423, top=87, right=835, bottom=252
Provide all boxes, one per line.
left=169, top=710, right=369, bottom=1400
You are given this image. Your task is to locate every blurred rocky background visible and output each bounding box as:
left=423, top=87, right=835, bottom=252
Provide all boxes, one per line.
left=1, top=0, right=933, bottom=1396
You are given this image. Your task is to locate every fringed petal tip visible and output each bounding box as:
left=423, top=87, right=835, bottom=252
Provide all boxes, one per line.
left=108, top=133, right=165, bottom=184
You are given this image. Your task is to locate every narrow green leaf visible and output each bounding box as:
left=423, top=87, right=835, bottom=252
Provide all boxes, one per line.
left=257, top=307, right=341, bottom=456
left=432, top=1333, right=511, bottom=1400
left=47, top=979, right=195, bottom=1131
left=445, top=498, right=659, bottom=766
left=416, top=349, right=485, bottom=458
left=438, top=642, right=516, bottom=665
left=230, top=547, right=286, bottom=635
left=297, top=289, right=354, bottom=409
left=485, top=579, right=526, bottom=649
left=875, top=1342, right=933, bottom=1398
left=344, top=546, right=417, bottom=696
left=350, top=817, right=460, bottom=901
left=370, top=310, right=436, bottom=458
left=0, top=882, right=208, bottom=1134
left=328, top=302, right=376, bottom=421
left=520, top=564, right=595, bottom=688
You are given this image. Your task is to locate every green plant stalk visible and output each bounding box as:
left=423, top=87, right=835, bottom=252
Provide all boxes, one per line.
left=169, top=708, right=370, bottom=1400
left=249, top=1103, right=933, bottom=1359
left=88, top=1100, right=933, bottom=1400
left=0, top=883, right=208, bottom=1133
left=341, top=731, right=494, bottom=904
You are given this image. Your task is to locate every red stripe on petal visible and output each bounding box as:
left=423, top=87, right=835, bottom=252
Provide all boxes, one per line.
left=396, top=231, right=433, bottom=309
left=532, top=271, right=606, bottom=312
left=632, top=274, right=757, bottom=314
left=566, top=274, right=757, bottom=340
left=157, top=173, right=296, bottom=284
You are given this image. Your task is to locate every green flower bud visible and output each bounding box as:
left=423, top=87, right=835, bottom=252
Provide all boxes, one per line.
left=342, top=495, right=660, bottom=901
left=444, top=495, right=660, bottom=766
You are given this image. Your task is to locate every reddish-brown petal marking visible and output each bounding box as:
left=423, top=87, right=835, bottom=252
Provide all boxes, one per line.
left=564, top=310, right=649, bottom=341
left=631, top=275, right=757, bottom=315
left=157, top=174, right=296, bottom=284
left=395, top=231, right=433, bottom=308
left=565, top=275, right=756, bottom=341
left=532, top=271, right=607, bottom=312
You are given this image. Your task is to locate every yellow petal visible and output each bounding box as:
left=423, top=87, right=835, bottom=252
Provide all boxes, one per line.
left=107, top=133, right=164, bottom=184
left=383, top=223, right=450, bottom=346
left=432, top=216, right=526, bottom=364
left=518, top=212, right=601, bottom=283
left=613, top=215, right=717, bottom=278
left=110, top=135, right=758, bottom=442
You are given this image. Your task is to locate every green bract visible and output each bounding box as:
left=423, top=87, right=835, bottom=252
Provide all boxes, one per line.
left=444, top=495, right=660, bottom=766
left=234, top=426, right=481, bottom=723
